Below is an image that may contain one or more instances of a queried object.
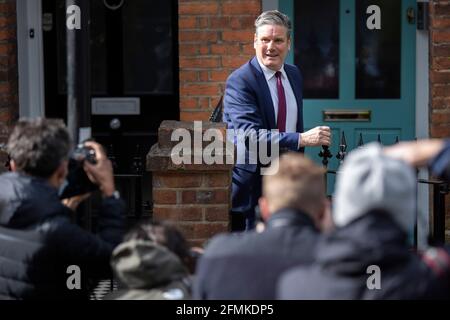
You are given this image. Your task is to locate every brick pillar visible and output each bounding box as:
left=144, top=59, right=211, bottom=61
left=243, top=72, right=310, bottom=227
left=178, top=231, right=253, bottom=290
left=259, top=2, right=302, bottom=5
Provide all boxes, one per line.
left=429, top=1, right=450, bottom=241
left=0, top=0, right=18, bottom=173
left=147, top=120, right=234, bottom=246
left=179, top=0, right=261, bottom=121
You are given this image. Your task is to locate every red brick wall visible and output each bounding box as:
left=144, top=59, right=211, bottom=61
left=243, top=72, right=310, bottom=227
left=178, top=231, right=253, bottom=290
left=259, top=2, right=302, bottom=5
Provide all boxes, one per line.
left=430, top=1, right=450, bottom=138
left=0, top=0, right=18, bottom=172
left=178, top=0, right=261, bottom=121
left=153, top=172, right=230, bottom=247
left=147, top=121, right=234, bottom=246
left=429, top=1, right=450, bottom=240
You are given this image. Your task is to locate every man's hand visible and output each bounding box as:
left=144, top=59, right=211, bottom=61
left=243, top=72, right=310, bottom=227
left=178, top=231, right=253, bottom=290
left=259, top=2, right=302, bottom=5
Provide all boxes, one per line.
left=383, top=139, right=445, bottom=167
left=300, top=126, right=331, bottom=147
left=83, top=141, right=116, bottom=197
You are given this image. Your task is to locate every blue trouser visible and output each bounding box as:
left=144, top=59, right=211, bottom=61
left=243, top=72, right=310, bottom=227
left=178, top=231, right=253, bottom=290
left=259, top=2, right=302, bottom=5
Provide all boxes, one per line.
left=230, top=166, right=261, bottom=232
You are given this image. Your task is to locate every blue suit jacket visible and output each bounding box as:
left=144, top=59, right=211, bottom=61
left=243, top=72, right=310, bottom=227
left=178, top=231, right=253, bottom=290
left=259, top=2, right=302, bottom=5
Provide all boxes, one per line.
left=223, top=57, right=304, bottom=212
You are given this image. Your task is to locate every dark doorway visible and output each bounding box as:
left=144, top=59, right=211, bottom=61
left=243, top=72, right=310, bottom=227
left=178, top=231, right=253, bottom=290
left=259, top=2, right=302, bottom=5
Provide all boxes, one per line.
left=42, top=0, right=179, bottom=217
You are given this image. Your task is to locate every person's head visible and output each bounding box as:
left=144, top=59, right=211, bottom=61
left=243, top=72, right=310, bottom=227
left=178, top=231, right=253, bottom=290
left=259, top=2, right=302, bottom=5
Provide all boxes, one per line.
left=111, top=221, right=192, bottom=292
left=124, top=220, right=197, bottom=273
left=333, top=143, right=416, bottom=234
left=259, top=153, right=330, bottom=230
left=254, top=10, right=292, bottom=71
left=6, top=118, right=72, bottom=186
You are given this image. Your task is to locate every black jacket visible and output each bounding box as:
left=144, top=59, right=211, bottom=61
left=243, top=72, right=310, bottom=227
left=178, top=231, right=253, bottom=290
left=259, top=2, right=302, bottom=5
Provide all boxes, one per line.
left=277, top=210, right=450, bottom=300
left=430, top=139, right=450, bottom=181
left=0, top=172, right=125, bottom=300
left=193, top=208, right=320, bottom=300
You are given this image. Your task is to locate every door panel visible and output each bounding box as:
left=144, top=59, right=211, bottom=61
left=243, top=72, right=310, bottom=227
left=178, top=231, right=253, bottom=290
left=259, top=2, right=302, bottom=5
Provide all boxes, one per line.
left=293, top=0, right=340, bottom=99
left=280, top=0, right=416, bottom=194
left=43, top=0, right=180, bottom=216
left=43, top=0, right=179, bottom=175
left=356, top=0, right=402, bottom=99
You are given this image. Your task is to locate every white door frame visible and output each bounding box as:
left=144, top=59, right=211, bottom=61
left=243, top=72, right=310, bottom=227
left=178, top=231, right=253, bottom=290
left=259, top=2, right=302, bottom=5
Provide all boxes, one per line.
left=416, top=0, right=430, bottom=249
left=16, top=0, right=45, bottom=118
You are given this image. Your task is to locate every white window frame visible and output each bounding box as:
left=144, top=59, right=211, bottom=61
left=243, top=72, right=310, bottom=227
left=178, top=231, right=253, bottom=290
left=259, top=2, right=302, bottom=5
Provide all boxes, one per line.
left=16, top=0, right=45, bottom=118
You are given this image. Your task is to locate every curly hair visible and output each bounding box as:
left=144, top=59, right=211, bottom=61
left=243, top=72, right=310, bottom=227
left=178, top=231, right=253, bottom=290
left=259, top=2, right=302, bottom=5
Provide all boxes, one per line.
left=6, top=118, right=72, bottom=178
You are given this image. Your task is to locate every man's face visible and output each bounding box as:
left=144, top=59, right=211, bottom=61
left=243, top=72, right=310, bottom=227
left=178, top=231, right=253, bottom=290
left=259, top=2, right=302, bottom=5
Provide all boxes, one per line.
left=254, top=24, right=291, bottom=71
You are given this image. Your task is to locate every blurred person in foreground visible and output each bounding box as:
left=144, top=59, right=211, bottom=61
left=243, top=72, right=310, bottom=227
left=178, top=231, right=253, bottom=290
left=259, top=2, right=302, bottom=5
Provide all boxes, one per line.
left=278, top=142, right=450, bottom=300
left=104, top=221, right=198, bottom=300
left=0, top=118, right=125, bottom=300
left=383, top=138, right=450, bottom=181
left=193, top=153, right=332, bottom=300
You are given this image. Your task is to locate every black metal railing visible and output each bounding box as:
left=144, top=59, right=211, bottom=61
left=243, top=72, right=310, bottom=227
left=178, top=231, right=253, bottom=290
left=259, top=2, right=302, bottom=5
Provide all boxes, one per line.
left=418, top=178, right=449, bottom=244
left=319, top=133, right=449, bottom=245
left=326, top=170, right=449, bottom=245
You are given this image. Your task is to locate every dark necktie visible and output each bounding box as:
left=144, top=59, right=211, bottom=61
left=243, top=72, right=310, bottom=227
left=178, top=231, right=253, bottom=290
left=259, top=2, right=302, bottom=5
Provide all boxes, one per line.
left=275, top=71, right=287, bottom=132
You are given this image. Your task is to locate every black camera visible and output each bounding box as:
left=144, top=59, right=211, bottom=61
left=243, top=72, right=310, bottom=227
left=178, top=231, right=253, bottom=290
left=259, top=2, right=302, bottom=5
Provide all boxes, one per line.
left=59, top=144, right=98, bottom=199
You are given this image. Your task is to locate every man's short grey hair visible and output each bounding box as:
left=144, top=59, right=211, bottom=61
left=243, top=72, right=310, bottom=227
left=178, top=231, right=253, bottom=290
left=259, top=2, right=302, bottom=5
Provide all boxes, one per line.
left=6, top=118, right=72, bottom=178
left=255, top=10, right=292, bottom=38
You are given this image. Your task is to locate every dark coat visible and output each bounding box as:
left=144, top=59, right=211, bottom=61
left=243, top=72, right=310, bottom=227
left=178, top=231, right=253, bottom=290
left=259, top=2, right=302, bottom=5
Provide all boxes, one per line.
left=193, top=208, right=320, bottom=300
left=277, top=210, right=450, bottom=300
left=223, top=57, right=304, bottom=212
left=0, top=172, right=125, bottom=300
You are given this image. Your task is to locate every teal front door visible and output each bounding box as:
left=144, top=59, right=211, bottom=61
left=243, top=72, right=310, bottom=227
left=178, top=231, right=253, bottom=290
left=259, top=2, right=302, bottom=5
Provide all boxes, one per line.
left=280, top=0, right=416, bottom=194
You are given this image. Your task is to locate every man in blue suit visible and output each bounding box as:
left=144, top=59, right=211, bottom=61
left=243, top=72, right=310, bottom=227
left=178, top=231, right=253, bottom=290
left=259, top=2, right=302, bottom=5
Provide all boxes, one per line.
left=223, top=10, right=331, bottom=231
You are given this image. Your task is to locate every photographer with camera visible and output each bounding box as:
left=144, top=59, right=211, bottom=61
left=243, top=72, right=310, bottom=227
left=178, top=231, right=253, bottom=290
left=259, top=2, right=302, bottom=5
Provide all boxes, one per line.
left=0, top=118, right=125, bottom=300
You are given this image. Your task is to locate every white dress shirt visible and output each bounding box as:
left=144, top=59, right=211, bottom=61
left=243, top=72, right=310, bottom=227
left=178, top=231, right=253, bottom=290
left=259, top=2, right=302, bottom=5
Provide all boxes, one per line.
left=256, top=58, right=298, bottom=133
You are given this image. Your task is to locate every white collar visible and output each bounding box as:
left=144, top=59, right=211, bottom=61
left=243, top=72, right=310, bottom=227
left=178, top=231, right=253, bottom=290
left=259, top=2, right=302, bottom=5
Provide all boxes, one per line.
left=256, top=57, right=287, bottom=81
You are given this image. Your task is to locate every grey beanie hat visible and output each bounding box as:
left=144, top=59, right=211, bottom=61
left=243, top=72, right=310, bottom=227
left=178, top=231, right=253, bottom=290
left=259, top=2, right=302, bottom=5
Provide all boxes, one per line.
left=333, top=142, right=416, bottom=233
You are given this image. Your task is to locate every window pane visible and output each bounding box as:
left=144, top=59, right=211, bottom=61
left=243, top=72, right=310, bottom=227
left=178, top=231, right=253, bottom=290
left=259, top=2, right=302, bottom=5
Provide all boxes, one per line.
left=122, top=0, right=173, bottom=94
left=294, top=0, right=339, bottom=99
left=356, top=0, right=401, bottom=99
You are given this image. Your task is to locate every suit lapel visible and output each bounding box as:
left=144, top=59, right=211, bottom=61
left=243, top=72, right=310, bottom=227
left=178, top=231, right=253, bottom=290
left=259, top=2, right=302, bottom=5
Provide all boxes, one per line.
left=285, top=65, right=304, bottom=133
left=250, top=57, right=276, bottom=129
